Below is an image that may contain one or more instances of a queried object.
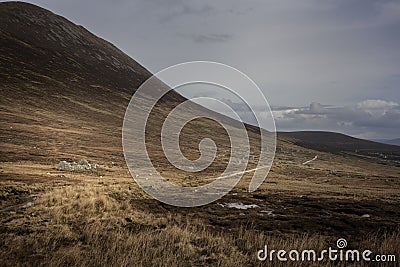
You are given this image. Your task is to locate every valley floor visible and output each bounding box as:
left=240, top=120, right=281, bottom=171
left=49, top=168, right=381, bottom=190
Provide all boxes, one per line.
left=0, top=152, right=399, bottom=266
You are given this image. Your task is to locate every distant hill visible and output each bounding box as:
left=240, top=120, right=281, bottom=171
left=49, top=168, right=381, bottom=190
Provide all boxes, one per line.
left=279, top=131, right=400, bottom=154
left=373, top=138, right=400, bottom=146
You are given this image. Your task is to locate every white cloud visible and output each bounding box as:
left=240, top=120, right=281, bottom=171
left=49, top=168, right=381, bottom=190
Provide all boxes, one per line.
left=356, top=99, right=398, bottom=110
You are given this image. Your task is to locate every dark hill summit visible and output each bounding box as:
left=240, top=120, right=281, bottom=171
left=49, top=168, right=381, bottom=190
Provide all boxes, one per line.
left=0, top=1, right=150, bottom=91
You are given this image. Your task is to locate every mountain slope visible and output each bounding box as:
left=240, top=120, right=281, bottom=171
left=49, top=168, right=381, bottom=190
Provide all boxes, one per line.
left=0, top=1, right=151, bottom=90
left=0, top=1, right=190, bottom=164
left=0, top=1, right=266, bottom=181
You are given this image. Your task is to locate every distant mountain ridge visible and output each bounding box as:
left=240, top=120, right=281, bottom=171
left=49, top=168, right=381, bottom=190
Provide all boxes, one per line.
left=279, top=131, right=400, bottom=154
left=373, top=138, right=400, bottom=146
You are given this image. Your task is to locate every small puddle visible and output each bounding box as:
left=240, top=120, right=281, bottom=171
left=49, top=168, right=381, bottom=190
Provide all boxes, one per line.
left=218, top=203, right=259, bottom=210
left=259, top=210, right=275, bottom=216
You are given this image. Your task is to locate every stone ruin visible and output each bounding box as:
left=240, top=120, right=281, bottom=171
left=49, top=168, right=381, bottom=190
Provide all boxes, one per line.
left=55, top=159, right=98, bottom=171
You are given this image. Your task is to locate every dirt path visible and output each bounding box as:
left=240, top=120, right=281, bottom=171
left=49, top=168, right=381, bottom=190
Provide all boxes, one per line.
left=302, top=155, right=318, bottom=165
left=0, top=195, right=38, bottom=213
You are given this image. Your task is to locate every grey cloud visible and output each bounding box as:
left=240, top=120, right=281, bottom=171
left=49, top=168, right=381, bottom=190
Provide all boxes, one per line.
left=274, top=100, right=400, bottom=139
left=227, top=6, right=254, bottom=16
left=177, top=33, right=233, bottom=43
left=157, top=2, right=214, bottom=23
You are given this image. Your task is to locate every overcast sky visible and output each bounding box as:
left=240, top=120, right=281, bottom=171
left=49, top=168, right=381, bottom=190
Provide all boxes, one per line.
left=7, top=0, right=400, bottom=139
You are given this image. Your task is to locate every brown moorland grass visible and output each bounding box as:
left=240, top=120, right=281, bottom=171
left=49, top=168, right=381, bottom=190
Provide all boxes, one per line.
left=1, top=159, right=399, bottom=266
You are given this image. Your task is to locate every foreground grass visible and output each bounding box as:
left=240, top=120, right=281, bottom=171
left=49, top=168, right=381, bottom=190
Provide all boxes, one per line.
left=0, top=161, right=399, bottom=266
left=1, top=217, right=399, bottom=266
left=0, top=181, right=398, bottom=266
